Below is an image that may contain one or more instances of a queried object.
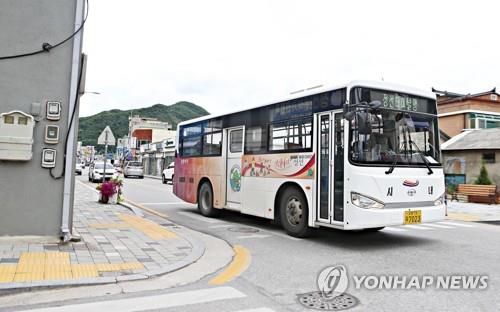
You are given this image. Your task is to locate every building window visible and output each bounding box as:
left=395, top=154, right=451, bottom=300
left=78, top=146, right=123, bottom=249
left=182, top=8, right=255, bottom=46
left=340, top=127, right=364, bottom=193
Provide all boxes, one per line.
left=269, top=117, right=312, bottom=151
left=18, top=116, right=28, bottom=125
left=483, top=152, right=495, bottom=163
left=3, top=115, right=14, bottom=124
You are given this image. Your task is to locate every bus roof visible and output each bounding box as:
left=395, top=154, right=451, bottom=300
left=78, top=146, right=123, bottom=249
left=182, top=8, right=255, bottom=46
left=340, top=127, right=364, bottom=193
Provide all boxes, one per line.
left=178, top=80, right=436, bottom=128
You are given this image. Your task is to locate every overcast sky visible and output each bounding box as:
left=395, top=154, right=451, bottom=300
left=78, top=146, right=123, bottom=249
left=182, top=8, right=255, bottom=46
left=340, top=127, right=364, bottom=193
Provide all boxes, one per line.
left=80, top=0, right=500, bottom=117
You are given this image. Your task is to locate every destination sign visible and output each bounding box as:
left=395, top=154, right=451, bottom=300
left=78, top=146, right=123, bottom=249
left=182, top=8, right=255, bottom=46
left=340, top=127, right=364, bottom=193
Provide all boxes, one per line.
left=368, top=89, right=436, bottom=114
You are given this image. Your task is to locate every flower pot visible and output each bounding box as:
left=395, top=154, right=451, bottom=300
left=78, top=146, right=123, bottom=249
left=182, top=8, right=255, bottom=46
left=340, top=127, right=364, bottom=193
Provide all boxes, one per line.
left=109, top=193, right=118, bottom=204
left=99, top=194, right=109, bottom=204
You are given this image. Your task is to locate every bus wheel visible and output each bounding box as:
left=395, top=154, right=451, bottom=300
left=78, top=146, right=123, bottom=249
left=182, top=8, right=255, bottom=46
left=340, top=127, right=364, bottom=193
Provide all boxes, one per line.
left=198, top=182, right=219, bottom=217
left=279, top=187, right=311, bottom=238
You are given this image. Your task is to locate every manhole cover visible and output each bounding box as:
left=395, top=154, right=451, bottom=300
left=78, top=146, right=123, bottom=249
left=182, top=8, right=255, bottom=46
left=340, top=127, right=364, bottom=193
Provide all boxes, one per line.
left=297, top=291, right=359, bottom=311
left=227, top=227, right=259, bottom=233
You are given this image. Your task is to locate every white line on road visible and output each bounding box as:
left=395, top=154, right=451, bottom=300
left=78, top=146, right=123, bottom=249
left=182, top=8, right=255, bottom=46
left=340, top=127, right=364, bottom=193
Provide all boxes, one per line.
left=404, top=225, right=432, bottom=230
left=421, top=223, right=454, bottom=229
left=236, top=234, right=272, bottom=239
left=438, top=221, right=475, bottom=228
left=383, top=227, right=408, bottom=232
left=19, top=287, right=246, bottom=312
left=233, top=308, right=276, bottom=312
left=177, top=211, right=222, bottom=223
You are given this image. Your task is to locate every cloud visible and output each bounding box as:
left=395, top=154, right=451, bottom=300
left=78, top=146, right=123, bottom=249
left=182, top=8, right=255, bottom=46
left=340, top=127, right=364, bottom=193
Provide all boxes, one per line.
left=80, top=0, right=500, bottom=117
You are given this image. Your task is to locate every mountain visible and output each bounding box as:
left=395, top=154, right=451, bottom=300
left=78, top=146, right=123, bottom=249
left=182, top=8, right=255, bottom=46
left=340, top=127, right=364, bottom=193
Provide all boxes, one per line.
left=78, top=101, right=209, bottom=149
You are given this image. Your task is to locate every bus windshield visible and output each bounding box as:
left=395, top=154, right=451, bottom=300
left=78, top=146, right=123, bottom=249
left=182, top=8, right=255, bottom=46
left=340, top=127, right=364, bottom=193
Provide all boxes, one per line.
left=349, top=87, right=440, bottom=166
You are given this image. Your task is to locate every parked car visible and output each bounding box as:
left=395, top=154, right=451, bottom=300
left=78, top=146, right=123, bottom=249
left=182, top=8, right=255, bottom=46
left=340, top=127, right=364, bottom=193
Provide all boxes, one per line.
left=124, top=161, right=144, bottom=179
left=88, top=162, right=116, bottom=182
left=162, top=162, right=174, bottom=184
left=114, top=163, right=123, bottom=174
left=75, top=163, right=83, bottom=175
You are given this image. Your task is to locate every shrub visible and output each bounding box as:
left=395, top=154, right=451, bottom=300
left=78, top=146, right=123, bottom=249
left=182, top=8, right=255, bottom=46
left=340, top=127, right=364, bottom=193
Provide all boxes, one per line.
left=474, top=164, right=493, bottom=185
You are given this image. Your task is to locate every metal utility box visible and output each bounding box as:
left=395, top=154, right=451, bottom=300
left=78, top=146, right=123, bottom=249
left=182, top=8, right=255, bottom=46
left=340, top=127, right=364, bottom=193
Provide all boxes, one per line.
left=0, top=110, right=34, bottom=160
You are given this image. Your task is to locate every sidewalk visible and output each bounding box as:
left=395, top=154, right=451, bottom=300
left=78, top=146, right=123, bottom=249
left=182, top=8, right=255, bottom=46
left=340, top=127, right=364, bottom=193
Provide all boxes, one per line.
left=447, top=200, right=500, bottom=222
left=0, top=182, right=204, bottom=291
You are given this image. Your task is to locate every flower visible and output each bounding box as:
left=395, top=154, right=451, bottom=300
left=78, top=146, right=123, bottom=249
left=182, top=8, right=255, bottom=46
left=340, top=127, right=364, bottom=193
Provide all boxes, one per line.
left=98, top=181, right=117, bottom=197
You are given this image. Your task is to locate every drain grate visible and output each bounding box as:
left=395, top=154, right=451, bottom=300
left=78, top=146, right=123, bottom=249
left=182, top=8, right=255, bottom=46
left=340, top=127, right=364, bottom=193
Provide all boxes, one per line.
left=227, top=226, right=259, bottom=233
left=297, top=291, right=359, bottom=311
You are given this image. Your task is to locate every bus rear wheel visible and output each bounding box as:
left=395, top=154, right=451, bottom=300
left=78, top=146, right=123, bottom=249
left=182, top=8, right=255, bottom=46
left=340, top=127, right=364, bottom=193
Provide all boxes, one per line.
left=198, top=181, right=219, bottom=217
left=279, top=186, right=311, bottom=238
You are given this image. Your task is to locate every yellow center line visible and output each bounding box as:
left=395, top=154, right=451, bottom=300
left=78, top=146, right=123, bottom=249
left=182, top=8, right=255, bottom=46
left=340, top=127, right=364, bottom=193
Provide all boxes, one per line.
left=124, top=197, right=169, bottom=219
left=209, top=245, right=251, bottom=285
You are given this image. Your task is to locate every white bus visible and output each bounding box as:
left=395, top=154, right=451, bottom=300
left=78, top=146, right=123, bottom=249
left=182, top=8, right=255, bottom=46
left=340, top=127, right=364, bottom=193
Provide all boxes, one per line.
left=173, top=80, right=445, bottom=237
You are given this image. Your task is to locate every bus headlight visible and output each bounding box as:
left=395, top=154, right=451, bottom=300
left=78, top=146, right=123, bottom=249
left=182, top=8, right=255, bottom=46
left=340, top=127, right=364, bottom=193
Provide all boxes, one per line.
left=351, top=192, right=385, bottom=209
left=434, top=193, right=445, bottom=206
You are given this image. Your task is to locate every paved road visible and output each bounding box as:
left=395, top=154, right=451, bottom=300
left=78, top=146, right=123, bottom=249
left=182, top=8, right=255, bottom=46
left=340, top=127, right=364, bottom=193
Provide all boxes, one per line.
left=56, top=174, right=500, bottom=312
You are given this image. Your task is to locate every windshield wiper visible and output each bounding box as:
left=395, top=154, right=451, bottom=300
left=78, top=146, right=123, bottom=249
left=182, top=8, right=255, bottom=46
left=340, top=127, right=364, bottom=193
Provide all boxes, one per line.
left=385, top=154, right=398, bottom=175
left=409, top=140, right=434, bottom=175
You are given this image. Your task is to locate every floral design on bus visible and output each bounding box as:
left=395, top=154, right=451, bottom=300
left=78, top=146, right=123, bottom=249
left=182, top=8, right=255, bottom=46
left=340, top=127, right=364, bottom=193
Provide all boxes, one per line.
left=230, top=164, right=241, bottom=192
left=241, top=153, right=315, bottom=179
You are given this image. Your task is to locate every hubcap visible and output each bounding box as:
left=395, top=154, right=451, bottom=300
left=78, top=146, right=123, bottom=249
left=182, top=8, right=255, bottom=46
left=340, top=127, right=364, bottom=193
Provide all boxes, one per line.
left=286, top=197, right=303, bottom=226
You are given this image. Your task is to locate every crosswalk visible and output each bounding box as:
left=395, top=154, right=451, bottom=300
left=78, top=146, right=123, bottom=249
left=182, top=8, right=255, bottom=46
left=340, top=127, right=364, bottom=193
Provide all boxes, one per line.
left=383, top=221, right=476, bottom=233
left=17, top=286, right=277, bottom=312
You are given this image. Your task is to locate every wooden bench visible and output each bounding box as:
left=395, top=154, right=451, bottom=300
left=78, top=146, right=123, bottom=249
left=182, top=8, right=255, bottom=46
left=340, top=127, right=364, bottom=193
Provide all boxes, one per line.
left=451, top=184, right=498, bottom=204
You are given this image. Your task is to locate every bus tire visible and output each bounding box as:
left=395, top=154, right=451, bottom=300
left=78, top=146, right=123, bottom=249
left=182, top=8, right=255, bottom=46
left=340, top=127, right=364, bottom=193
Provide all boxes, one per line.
left=198, top=181, right=219, bottom=217
left=279, top=186, right=311, bottom=238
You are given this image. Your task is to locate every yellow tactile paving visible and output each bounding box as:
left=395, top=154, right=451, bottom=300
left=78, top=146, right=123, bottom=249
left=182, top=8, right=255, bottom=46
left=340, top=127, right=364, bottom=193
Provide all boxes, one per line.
left=71, top=264, right=99, bottom=278
left=89, top=223, right=129, bottom=229
left=0, top=253, right=146, bottom=284
left=95, top=263, right=123, bottom=272
left=119, top=262, right=144, bottom=270
left=119, top=214, right=178, bottom=239
left=0, top=274, right=14, bottom=283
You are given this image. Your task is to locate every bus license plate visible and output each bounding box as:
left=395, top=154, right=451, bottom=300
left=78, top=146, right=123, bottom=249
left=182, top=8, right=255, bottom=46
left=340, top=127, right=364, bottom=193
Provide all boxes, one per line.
left=404, top=210, right=422, bottom=224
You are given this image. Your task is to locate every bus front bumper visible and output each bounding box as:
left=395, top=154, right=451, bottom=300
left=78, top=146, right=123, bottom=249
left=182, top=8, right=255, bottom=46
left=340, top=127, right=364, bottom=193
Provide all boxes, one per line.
left=344, top=204, right=446, bottom=230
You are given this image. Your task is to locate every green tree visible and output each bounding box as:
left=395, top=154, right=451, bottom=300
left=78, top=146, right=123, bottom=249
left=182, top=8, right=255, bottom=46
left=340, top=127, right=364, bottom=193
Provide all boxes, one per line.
left=474, top=164, right=493, bottom=185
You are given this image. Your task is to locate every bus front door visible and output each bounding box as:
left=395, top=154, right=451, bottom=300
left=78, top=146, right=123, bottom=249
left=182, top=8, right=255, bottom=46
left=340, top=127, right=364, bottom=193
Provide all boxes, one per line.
left=316, top=112, right=344, bottom=224
left=226, top=127, right=244, bottom=208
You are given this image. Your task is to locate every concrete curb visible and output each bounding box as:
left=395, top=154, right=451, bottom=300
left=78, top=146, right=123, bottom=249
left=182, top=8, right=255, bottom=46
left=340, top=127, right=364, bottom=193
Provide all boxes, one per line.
left=118, top=201, right=145, bottom=217
left=144, top=175, right=162, bottom=180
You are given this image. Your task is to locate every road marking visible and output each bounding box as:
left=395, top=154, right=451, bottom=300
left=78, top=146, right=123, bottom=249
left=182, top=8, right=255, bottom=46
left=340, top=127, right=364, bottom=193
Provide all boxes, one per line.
left=139, top=202, right=188, bottom=205
left=236, top=234, right=272, bottom=239
left=210, top=224, right=234, bottom=228
left=254, top=227, right=302, bottom=241
left=438, top=221, right=475, bottom=228
left=234, top=308, right=275, bottom=312
left=178, top=211, right=221, bottom=224
left=209, top=245, right=251, bottom=285
left=18, top=287, right=246, bottom=312
left=383, top=227, right=408, bottom=232
left=420, top=223, right=453, bottom=229
left=124, top=198, right=169, bottom=219
left=404, top=225, right=432, bottom=230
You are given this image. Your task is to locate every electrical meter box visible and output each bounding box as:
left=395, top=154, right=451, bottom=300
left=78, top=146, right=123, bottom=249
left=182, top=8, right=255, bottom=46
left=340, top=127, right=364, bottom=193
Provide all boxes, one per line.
left=0, top=111, right=35, bottom=161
